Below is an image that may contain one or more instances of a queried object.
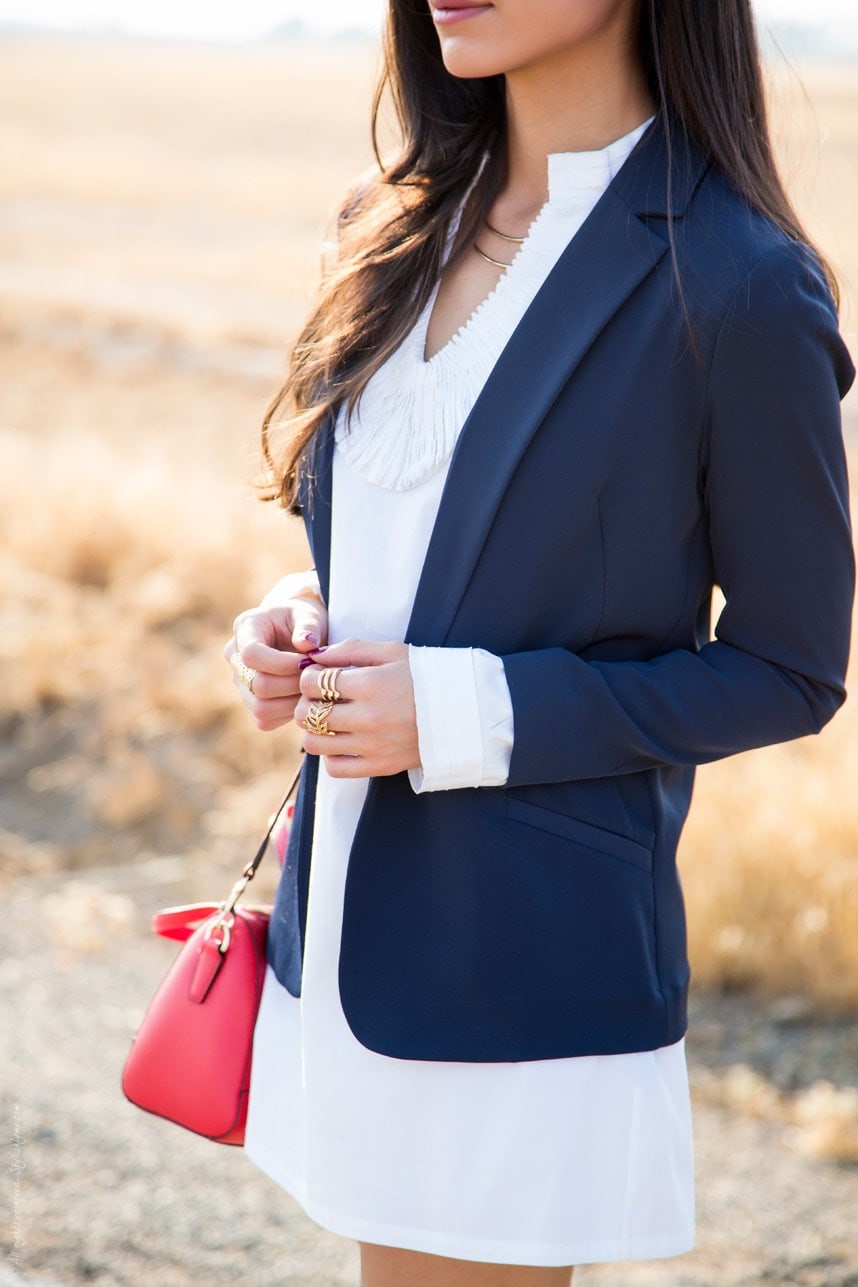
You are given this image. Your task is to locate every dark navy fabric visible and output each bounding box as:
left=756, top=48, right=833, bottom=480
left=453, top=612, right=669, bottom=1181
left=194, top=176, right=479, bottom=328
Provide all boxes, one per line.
left=267, top=116, right=855, bottom=1062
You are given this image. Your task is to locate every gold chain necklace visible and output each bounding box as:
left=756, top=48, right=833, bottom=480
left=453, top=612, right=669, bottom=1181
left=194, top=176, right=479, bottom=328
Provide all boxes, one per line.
left=473, top=219, right=526, bottom=269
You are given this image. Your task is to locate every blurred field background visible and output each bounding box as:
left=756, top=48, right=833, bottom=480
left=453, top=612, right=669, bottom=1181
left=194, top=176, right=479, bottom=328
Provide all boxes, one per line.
left=0, top=35, right=856, bottom=1005
left=0, top=33, right=857, bottom=1287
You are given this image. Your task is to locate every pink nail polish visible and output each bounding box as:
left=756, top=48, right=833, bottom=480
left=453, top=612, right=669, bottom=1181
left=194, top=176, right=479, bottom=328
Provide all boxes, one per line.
left=303, top=633, right=320, bottom=646
left=298, top=657, right=314, bottom=671
left=310, top=645, right=328, bottom=655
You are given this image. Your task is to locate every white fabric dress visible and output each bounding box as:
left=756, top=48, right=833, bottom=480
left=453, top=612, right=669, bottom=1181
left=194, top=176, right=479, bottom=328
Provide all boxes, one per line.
left=245, top=121, right=696, bottom=1267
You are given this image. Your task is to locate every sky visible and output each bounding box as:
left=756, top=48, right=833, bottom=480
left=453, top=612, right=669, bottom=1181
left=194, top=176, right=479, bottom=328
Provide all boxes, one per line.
left=1, top=0, right=857, bottom=43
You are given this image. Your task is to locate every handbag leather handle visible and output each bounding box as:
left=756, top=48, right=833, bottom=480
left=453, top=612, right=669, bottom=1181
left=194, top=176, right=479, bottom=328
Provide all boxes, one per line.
left=242, top=754, right=304, bottom=883
left=153, top=903, right=222, bottom=941
left=219, top=754, right=305, bottom=917
left=151, top=756, right=304, bottom=939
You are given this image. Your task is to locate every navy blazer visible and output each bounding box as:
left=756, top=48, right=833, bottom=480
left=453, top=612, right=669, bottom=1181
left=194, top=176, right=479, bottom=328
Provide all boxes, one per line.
left=268, top=117, right=855, bottom=1062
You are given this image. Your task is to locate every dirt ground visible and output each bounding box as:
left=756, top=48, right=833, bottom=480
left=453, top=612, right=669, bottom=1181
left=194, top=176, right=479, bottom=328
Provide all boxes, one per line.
left=2, top=851, right=857, bottom=1286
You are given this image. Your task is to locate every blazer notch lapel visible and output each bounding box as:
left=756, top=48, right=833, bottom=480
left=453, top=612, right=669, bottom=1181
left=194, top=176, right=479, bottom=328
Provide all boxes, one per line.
left=406, top=193, right=670, bottom=646
left=612, top=113, right=710, bottom=223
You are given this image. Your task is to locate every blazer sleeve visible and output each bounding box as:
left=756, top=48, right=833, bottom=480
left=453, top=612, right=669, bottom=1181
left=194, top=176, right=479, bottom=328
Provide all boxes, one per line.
left=502, top=241, right=855, bottom=786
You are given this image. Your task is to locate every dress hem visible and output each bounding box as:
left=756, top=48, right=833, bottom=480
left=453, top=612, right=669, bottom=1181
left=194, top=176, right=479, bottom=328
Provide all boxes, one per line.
left=245, top=1142, right=695, bottom=1268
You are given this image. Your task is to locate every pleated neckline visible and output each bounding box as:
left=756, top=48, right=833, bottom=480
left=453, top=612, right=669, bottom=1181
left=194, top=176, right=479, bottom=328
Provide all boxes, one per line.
left=335, top=119, right=652, bottom=492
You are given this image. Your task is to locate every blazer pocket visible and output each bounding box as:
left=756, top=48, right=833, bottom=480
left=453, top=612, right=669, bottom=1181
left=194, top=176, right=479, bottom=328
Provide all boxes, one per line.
left=506, top=797, right=653, bottom=874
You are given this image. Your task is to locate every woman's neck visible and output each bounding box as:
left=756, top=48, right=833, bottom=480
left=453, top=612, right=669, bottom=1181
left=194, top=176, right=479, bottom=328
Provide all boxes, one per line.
left=493, top=33, right=655, bottom=231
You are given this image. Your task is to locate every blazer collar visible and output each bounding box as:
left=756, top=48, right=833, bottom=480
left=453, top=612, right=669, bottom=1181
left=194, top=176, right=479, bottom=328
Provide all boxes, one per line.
left=611, top=112, right=708, bottom=219
left=308, top=116, right=709, bottom=631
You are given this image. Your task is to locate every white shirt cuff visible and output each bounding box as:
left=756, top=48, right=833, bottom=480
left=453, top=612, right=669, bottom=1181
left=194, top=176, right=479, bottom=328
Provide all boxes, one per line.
left=407, top=646, right=514, bottom=793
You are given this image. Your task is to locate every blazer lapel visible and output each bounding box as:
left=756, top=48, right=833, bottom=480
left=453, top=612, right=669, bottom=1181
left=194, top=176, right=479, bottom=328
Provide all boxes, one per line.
left=300, top=419, right=335, bottom=606
left=406, top=118, right=708, bottom=646
left=305, top=119, right=709, bottom=634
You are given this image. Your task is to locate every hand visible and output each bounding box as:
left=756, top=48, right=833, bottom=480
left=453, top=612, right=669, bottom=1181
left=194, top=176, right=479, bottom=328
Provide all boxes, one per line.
left=224, top=575, right=328, bottom=732
left=295, top=639, right=421, bottom=779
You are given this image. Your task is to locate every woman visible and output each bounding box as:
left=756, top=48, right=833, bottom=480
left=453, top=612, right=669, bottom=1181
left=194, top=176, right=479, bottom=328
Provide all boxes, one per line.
left=226, top=2, right=854, bottom=1283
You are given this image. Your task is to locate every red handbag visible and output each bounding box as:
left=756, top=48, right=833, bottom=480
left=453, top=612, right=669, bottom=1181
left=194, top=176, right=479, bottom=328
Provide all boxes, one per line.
left=122, top=761, right=302, bottom=1146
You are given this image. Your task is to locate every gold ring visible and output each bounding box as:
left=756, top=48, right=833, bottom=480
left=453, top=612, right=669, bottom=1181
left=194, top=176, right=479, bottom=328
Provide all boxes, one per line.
left=305, top=699, right=336, bottom=736
left=229, top=651, right=257, bottom=694
left=319, top=667, right=343, bottom=702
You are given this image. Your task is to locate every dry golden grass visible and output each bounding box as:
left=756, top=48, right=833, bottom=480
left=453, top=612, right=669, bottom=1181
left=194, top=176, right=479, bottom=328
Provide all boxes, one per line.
left=0, top=422, right=309, bottom=868
left=0, top=36, right=856, bottom=1008
left=679, top=669, right=858, bottom=1009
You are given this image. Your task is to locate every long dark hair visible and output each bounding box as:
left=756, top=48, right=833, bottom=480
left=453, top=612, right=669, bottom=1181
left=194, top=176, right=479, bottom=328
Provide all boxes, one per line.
left=262, top=0, right=834, bottom=512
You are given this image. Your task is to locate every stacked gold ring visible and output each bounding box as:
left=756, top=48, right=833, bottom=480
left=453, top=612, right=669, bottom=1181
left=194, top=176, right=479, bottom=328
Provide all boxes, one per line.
left=319, top=667, right=343, bottom=702
left=305, top=699, right=336, bottom=736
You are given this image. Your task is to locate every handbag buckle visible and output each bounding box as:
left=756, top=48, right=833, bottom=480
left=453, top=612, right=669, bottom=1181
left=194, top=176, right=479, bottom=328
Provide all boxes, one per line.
left=204, top=914, right=234, bottom=955
left=207, top=864, right=256, bottom=953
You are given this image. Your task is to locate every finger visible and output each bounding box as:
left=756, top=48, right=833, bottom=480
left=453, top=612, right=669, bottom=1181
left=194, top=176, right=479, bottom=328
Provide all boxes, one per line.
left=323, top=754, right=371, bottom=779
left=309, top=638, right=404, bottom=669
left=242, top=694, right=300, bottom=732
left=233, top=616, right=308, bottom=676
left=227, top=645, right=301, bottom=698
left=323, top=753, right=406, bottom=780
left=300, top=729, right=359, bottom=756
left=290, top=600, right=327, bottom=654
left=294, top=695, right=358, bottom=735
left=298, top=664, right=356, bottom=703
left=241, top=668, right=302, bottom=702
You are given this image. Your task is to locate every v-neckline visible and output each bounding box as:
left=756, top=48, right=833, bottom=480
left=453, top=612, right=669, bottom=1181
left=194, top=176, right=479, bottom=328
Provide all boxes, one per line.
left=420, top=122, right=654, bottom=366
left=333, top=119, right=655, bottom=493
left=419, top=219, right=536, bottom=366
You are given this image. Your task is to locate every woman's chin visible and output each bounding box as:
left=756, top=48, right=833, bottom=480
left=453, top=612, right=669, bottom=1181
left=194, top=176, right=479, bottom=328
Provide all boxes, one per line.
left=438, top=43, right=506, bottom=80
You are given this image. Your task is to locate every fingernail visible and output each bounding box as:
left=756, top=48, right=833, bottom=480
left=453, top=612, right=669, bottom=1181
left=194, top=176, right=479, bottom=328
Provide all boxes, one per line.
left=310, top=645, right=328, bottom=654
left=298, top=657, right=314, bottom=671
left=302, top=633, right=320, bottom=646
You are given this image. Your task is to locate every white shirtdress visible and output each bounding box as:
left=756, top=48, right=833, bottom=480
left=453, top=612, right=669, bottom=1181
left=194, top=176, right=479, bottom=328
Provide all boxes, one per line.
left=245, top=121, right=696, bottom=1267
